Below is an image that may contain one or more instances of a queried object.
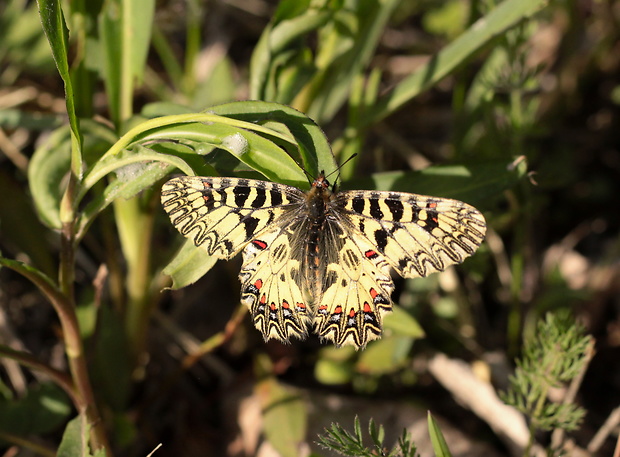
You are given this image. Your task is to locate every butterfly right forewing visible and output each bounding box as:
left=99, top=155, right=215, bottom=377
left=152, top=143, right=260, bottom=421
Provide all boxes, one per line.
left=334, top=189, right=486, bottom=279
left=161, top=176, right=304, bottom=259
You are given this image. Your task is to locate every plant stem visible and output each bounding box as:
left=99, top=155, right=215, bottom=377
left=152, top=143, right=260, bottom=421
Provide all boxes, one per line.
left=3, top=256, right=113, bottom=455
left=117, top=195, right=157, bottom=362
left=60, top=172, right=112, bottom=454
left=0, top=345, right=78, bottom=405
left=0, top=430, right=56, bottom=457
left=56, top=250, right=113, bottom=454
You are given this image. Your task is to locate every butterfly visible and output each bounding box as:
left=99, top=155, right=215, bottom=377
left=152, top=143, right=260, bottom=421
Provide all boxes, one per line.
left=161, top=172, right=486, bottom=349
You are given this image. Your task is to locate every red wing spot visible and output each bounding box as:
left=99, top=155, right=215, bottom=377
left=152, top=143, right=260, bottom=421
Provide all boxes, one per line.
left=202, top=182, right=212, bottom=189
left=334, top=306, right=343, bottom=314
left=363, top=302, right=372, bottom=313
left=252, top=240, right=268, bottom=250
left=369, top=288, right=378, bottom=299
left=296, top=302, right=306, bottom=309
left=270, top=303, right=276, bottom=311
left=282, top=300, right=290, bottom=309
left=259, top=294, right=267, bottom=304
left=254, top=279, right=263, bottom=290
left=428, top=202, right=437, bottom=209
left=432, top=217, right=439, bottom=223
left=348, top=308, right=356, bottom=317
left=364, top=250, right=378, bottom=259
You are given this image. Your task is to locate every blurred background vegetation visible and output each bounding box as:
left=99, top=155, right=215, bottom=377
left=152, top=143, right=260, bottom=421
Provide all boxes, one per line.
left=0, top=0, right=618, bottom=456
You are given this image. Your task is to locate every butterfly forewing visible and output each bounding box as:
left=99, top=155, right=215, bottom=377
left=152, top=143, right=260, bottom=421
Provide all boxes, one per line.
left=161, top=177, right=304, bottom=259
left=334, top=190, right=486, bottom=279
left=161, top=174, right=487, bottom=349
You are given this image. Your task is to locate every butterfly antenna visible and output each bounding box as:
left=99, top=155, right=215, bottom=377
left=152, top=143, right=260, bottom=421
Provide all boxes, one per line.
left=290, top=156, right=315, bottom=186
left=301, top=166, right=314, bottom=186
left=325, top=154, right=358, bottom=189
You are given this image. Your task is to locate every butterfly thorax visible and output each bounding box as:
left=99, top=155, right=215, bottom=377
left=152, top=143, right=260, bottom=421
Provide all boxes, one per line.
left=304, top=175, right=336, bottom=274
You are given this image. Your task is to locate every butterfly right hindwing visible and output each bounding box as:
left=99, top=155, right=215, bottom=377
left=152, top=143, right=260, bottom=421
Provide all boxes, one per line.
left=239, top=224, right=310, bottom=342
left=314, top=234, right=394, bottom=348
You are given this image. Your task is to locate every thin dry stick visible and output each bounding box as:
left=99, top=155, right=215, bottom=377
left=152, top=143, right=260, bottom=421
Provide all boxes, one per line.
left=587, top=405, right=620, bottom=454
left=550, top=338, right=595, bottom=450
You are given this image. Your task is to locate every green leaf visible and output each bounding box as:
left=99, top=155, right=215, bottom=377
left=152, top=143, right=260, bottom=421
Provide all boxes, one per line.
left=127, top=0, right=155, bottom=83
left=99, top=0, right=155, bottom=126
left=314, top=357, right=354, bottom=385
left=355, top=336, right=413, bottom=375
left=383, top=307, right=425, bottom=338
left=57, top=415, right=92, bottom=457
left=36, top=0, right=82, bottom=174
left=162, top=239, right=219, bottom=289
left=208, top=101, right=336, bottom=180
left=258, top=378, right=307, bottom=457
left=136, top=120, right=305, bottom=186
left=0, top=383, right=71, bottom=437
left=0, top=108, right=62, bottom=131
left=422, top=0, right=468, bottom=38
left=0, top=169, right=56, bottom=276
left=93, top=103, right=331, bottom=188
left=81, top=142, right=196, bottom=198
left=0, top=1, right=55, bottom=73
left=28, top=126, right=72, bottom=229
left=360, top=0, right=549, bottom=126
left=249, top=1, right=328, bottom=102
left=428, top=412, right=452, bottom=457
left=303, top=0, right=401, bottom=124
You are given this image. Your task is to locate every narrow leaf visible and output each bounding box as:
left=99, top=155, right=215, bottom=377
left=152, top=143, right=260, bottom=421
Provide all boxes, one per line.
left=162, top=239, right=219, bottom=289
left=428, top=412, right=452, bottom=457
left=361, top=0, right=549, bottom=126
left=36, top=0, right=82, bottom=173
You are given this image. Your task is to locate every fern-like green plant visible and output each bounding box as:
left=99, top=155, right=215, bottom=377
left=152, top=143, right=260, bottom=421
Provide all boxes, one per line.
left=501, top=312, right=592, bottom=456
left=318, top=416, right=418, bottom=457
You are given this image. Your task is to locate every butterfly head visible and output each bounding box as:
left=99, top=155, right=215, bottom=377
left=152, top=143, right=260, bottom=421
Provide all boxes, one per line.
left=312, top=173, right=332, bottom=191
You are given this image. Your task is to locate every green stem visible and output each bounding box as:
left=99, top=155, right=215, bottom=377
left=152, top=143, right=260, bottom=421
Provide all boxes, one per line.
left=116, top=195, right=157, bottom=361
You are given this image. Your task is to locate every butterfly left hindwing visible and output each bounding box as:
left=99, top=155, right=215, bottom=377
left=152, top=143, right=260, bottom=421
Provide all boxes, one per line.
left=161, top=173, right=487, bottom=349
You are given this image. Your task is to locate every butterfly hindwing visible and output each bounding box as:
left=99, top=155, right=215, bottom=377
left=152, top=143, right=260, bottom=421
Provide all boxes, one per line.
left=239, top=225, right=310, bottom=342
left=314, top=234, right=394, bottom=347
left=161, top=176, right=304, bottom=259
